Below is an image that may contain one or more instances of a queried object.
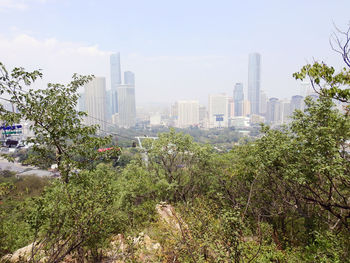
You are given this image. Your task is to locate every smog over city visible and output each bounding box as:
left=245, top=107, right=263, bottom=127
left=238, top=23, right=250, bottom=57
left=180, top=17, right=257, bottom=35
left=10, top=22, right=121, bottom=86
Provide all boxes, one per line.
left=1, top=1, right=350, bottom=262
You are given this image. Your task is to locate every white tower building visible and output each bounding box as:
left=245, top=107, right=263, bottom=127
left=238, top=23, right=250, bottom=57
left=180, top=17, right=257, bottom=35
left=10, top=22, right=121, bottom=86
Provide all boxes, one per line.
left=84, top=77, right=107, bottom=130
left=176, top=100, right=199, bottom=128
left=117, top=84, right=136, bottom=128
left=208, top=94, right=229, bottom=128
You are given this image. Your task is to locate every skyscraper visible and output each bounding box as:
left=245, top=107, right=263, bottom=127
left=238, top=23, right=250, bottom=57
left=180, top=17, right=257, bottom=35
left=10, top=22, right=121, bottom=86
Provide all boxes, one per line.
left=84, top=77, right=107, bottom=130
left=266, top=97, right=281, bottom=124
left=110, top=53, right=121, bottom=88
left=290, top=95, right=304, bottom=112
left=259, top=90, right=267, bottom=115
left=124, top=71, right=135, bottom=86
left=248, top=53, right=261, bottom=115
left=233, top=83, right=244, bottom=116
left=117, top=84, right=136, bottom=128
left=208, top=94, right=229, bottom=128
left=176, top=100, right=199, bottom=128
left=110, top=53, right=122, bottom=116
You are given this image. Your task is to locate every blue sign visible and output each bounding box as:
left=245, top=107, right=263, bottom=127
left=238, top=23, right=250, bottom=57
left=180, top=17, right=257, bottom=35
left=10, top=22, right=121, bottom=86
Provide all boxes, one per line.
left=0, top=125, right=22, bottom=130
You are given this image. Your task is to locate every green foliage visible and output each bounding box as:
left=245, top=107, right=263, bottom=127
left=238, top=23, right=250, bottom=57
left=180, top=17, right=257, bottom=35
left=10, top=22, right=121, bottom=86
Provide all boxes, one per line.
left=156, top=198, right=243, bottom=263
left=0, top=173, right=49, bottom=257
left=144, top=128, right=215, bottom=202
left=0, top=62, right=118, bottom=183
left=293, top=62, right=350, bottom=102
left=118, top=161, right=166, bottom=229
left=27, top=164, right=122, bottom=262
left=302, top=231, right=350, bottom=263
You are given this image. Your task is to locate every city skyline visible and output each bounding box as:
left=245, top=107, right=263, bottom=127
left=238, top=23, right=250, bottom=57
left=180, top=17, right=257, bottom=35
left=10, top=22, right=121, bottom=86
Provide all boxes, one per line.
left=0, top=1, right=349, bottom=105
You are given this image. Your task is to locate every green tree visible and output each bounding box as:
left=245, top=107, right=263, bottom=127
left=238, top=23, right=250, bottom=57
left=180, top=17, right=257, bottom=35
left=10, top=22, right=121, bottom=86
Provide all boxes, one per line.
left=143, top=129, right=215, bottom=202
left=293, top=24, right=350, bottom=103
left=0, top=62, right=117, bottom=183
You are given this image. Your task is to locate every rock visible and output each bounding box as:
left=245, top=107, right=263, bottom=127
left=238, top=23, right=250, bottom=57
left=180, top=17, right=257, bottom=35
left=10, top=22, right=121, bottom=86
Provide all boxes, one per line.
left=2, top=243, right=35, bottom=262
left=156, top=203, right=188, bottom=234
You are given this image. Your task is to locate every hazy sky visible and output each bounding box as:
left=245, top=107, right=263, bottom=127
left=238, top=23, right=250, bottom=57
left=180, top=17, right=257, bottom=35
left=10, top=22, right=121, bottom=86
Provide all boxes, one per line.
left=0, top=0, right=349, bottom=105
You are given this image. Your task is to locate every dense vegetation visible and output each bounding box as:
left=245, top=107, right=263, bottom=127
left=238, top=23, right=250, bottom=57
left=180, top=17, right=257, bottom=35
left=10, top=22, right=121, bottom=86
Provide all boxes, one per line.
left=1, top=26, right=350, bottom=262
left=110, top=126, right=251, bottom=151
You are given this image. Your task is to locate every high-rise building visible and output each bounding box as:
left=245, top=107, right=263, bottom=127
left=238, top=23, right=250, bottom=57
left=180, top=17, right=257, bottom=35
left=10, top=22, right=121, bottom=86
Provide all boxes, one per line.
left=78, top=93, right=85, bottom=112
left=84, top=77, right=107, bottom=130
left=290, top=95, right=304, bottom=112
left=176, top=100, right=199, bottom=128
left=281, top=100, right=291, bottom=124
left=248, top=53, right=261, bottom=115
left=259, top=90, right=267, bottom=115
left=117, top=84, right=136, bottom=128
left=266, top=97, right=281, bottom=125
left=198, top=105, right=207, bottom=128
left=233, top=83, right=244, bottom=116
left=124, top=71, right=135, bottom=86
left=243, top=100, right=251, bottom=117
left=110, top=53, right=122, bottom=116
left=227, top=97, right=235, bottom=118
left=208, top=94, right=229, bottom=128
left=110, top=53, right=122, bottom=88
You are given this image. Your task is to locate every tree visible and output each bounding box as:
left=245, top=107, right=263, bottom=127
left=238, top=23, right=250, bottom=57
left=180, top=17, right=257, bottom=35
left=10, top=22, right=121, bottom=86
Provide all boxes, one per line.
left=0, top=63, right=123, bottom=261
left=293, top=24, right=350, bottom=103
left=0, top=63, right=119, bottom=183
left=143, top=129, right=215, bottom=202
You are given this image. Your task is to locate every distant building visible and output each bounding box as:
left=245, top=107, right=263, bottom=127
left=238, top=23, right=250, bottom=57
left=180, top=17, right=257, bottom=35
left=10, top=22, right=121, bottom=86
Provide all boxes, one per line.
left=290, top=95, right=304, bottom=112
left=176, top=100, right=199, bottom=128
left=280, top=100, right=291, bottom=123
left=150, top=113, right=162, bottom=126
left=110, top=53, right=122, bottom=88
left=124, top=71, right=135, bottom=86
left=110, top=53, right=122, bottom=116
left=227, top=97, right=235, bottom=118
left=84, top=77, right=107, bottom=130
left=266, top=97, right=281, bottom=125
left=111, top=113, right=119, bottom=125
left=78, top=93, right=85, bottom=112
left=248, top=53, right=261, bottom=115
left=208, top=94, right=229, bottom=128
left=250, top=114, right=265, bottom=124
left=259, top=90, right=267, bottom=115
left=198, top=105, right=207, bottom=128
left=243, top=100, right=251, bottom=117
left=117, top=84, right=136, bottom=128
left=233, top=83, right=244, bottom=116
left=229, top=116, right=250, bottom=128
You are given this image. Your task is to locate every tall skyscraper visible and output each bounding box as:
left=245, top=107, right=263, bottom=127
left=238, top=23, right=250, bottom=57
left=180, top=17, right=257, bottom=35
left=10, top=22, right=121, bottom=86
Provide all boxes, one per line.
left=110, top=53, right=122, bottom=88
left=124, top=71, right=135, bottom=86
left=110, top=53, right=122, bottom=116
left=208, top=94, right=229, bottom=128
left=233, top=83, right=244, bottom=116
left=84, top=77, right=107, bottom=130
left=248, top=53, right=261, bottom=115
left=117, top=84, right=136, bottom=128
left=176, top=100, right=199, bottom=128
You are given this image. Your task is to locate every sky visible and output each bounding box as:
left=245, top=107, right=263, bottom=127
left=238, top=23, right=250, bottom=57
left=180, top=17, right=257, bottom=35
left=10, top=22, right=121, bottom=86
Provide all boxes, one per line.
left=0, top=0, right=349, bottom=106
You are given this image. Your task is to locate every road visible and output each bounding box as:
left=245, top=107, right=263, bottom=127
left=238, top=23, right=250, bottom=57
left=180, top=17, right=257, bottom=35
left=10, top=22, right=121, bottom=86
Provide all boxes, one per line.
left=0, top=158, right=53, bottom=177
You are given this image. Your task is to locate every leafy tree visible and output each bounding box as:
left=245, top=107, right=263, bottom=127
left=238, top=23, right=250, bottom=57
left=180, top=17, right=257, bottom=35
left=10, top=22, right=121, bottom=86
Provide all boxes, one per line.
left=293, top=24, right=350, bottom=103
left=143, top=129, right=215, bottom=202
left=0, top=62, right=117, bottom=183
left=27, top=164, right=123, bottom=262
